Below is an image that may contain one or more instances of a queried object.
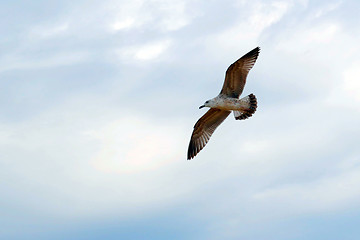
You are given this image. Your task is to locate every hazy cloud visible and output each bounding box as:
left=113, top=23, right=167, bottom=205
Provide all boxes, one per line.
left=1, top=0, right=360, bottom=239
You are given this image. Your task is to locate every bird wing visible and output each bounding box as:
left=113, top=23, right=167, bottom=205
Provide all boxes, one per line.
left=220, top=47, right=260, bottom=98
left=187, top=108, right=231, bottom=159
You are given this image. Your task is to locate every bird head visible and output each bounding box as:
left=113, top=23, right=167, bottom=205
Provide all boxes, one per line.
left=199, top=99, right=213, bottom=109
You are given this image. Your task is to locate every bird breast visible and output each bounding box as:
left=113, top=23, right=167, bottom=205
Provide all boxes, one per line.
left=212, top=97, right=249, bottom=111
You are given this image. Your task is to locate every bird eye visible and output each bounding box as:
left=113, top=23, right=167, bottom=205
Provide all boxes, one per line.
left=205, top=101, right=209, bottom=103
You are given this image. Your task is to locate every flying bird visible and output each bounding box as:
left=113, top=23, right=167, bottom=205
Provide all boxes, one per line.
left=187, top=47, right=260, bottom=160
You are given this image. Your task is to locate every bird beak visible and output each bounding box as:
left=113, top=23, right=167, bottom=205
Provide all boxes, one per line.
left=199, top=105, right=205, bottom=109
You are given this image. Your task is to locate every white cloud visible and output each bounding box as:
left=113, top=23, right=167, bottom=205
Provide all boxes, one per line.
left=2, top=0, right=360, bottom=238
left=343, top=62, right=360, bottom=102
left=108, top=0, right=197, bottom=32
left=313, top=1, right=343, bottom=18
left=204, top=0, right=292, bottom=56
left=0, top=51, right=91, bottom=72
left=306, top=23, right=339, bottom=43
left=276, top=23, right=340, bottom=53
left=107, top=0, right=148, bottom=32
left=134, top=40, right=172, bottom=60
left=253, top=164, right=360, bottom=213
left=154, top=0, right=193, bottom=31
left=28, top=22, right=70, bottom=39
left=250, top=1, right=291, bottom=30
left=327, top=61, right=360, bottom=110
left=0, top=96, right=198, bottom=219
left=91, top=117, right=181, bottom=174
left=118, top=39, right=172, bottom=61
left=111, top=18, right=136, bottom=31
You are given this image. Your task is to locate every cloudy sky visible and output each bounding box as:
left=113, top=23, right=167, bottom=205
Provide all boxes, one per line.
left=1, top=0, right=360, bottom=239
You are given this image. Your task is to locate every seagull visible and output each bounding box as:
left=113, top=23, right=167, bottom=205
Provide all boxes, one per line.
left=187, top=47, right=260, bottom=160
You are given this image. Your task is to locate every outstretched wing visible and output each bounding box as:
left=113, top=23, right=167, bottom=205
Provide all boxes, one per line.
left=220, top=47, right=260, bottom=98
left=187, top=108, right=231, bottom=160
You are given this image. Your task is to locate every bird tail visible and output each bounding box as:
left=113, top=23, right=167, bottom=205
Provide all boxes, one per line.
left=233, top=93, right=257, bottom=120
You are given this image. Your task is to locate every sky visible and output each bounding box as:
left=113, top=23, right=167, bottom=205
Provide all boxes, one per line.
left=1, top=0, right=360, bottom=239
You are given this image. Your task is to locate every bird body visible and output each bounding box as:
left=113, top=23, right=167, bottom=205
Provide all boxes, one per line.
left=200, top=94, right=256, bottom=112
left=187, top=47, right=260, bottom=160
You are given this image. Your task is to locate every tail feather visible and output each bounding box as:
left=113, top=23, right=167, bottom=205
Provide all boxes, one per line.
left=234, top=93, right=257, bottom=120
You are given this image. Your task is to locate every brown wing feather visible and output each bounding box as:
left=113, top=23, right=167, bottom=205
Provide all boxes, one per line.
left=220, top=47, right=260, bottom=98
left=187, top=108, right=231, bottom=160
